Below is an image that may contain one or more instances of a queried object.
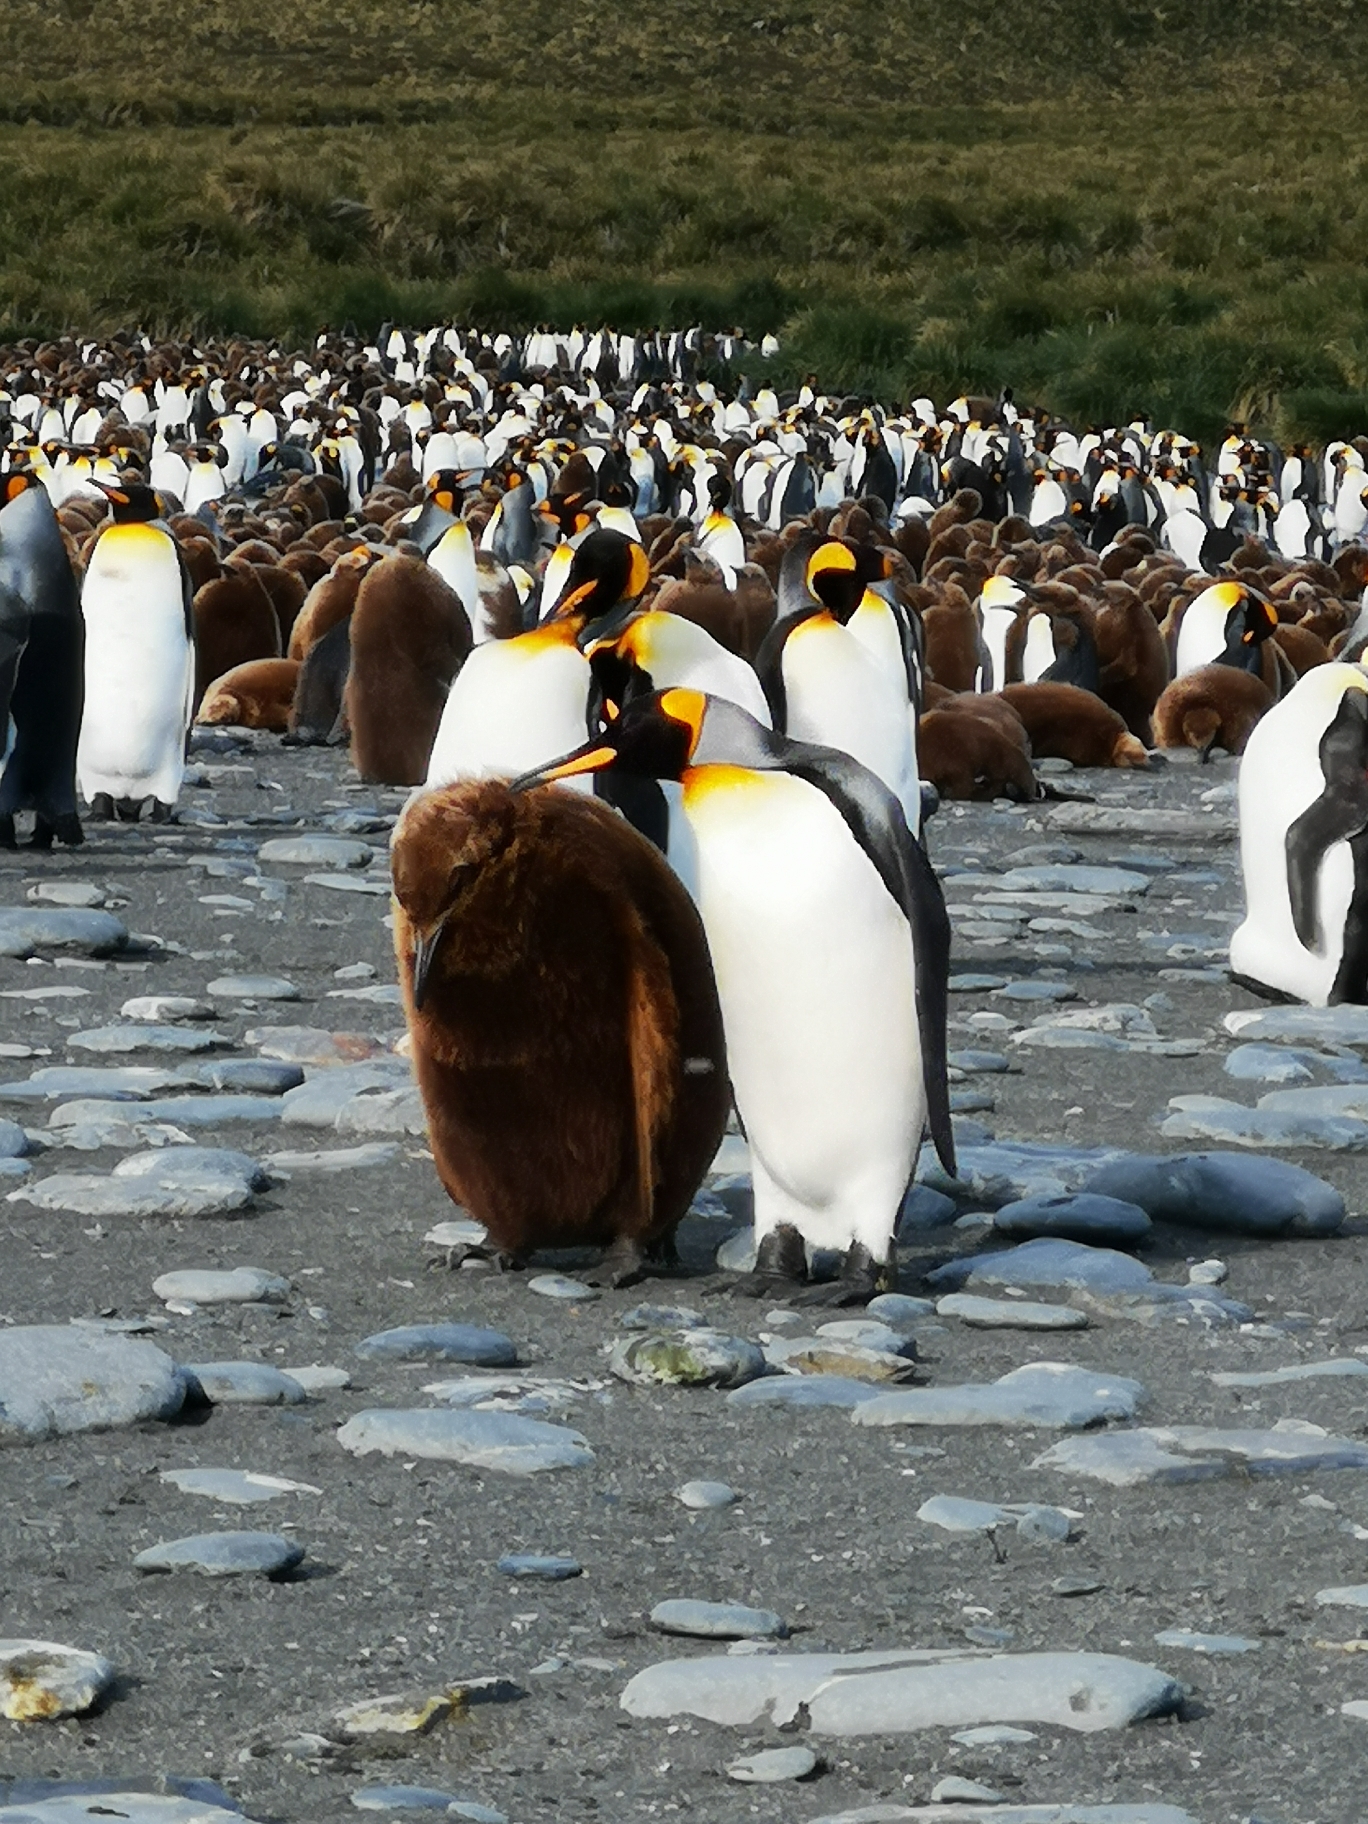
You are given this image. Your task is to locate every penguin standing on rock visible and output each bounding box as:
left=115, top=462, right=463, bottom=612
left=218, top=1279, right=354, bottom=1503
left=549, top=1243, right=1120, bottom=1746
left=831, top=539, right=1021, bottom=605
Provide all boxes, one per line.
left=516, top=688, right=956, bottom=1303
left=77, top=482, right=193, bottom=821
left=0, top=473, right=85, bottom=847
left=390, top=778, right=728, bottom=1284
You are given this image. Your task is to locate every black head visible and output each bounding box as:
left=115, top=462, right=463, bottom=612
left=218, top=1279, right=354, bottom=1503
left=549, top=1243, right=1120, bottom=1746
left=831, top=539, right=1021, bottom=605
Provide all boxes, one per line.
left=425, top=469, right=470, bottom=515
left=551, top=528, right=651, bottom=633
left=512, top=687, right=703, bottom=792
left=95, top=481, right=162, bottom=523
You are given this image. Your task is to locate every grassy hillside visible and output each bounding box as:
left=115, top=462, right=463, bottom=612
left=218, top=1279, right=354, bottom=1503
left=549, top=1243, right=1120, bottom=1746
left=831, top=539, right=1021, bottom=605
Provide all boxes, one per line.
left=4, top=0, right=1368, bottom=440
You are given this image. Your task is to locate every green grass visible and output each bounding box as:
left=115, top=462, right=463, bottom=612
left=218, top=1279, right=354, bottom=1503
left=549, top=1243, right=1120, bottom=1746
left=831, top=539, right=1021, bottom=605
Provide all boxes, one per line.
left=5, top=0, right=1368, bottom=440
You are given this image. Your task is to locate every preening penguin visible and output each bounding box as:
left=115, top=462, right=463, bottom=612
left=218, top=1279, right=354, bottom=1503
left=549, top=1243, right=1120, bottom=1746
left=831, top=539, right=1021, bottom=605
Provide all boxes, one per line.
left=1170, top=578, right=1278, bottom=679
left=517, top=688, right=956, bottom=1302
left=390, top=779, right=728, bottom=1283
left=77, top=482, right=194, bottom=821
left=0, top=473, right=85, bottom=847
left=1230, top=664, right=1368, bottom=1005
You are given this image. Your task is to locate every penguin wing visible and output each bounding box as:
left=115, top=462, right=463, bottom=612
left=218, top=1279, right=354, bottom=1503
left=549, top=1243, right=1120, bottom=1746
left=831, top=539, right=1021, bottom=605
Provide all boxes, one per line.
left=753, top=609, right=818, bottom=731
left=778, top=740, right=955, bottom=1177
left=1286, top=792, right=1368, bottom=953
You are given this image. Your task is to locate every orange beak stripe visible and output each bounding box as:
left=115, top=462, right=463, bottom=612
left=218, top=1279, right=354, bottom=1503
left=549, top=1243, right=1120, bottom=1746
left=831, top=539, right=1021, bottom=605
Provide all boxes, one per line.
left=538, top=743, right=618, bottom=782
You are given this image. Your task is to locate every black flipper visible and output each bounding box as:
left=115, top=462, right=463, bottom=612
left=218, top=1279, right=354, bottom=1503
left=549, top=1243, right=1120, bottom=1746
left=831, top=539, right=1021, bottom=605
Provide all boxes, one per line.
left=1285, top=691, right=1368, bottom=953
left=752, top=609, right=820, bottom=733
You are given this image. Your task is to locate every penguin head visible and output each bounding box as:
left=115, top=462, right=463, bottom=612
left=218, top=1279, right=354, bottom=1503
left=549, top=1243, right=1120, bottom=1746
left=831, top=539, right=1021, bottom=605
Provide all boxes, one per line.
left=803, top=539, right=862, bottom=620
left=94, top=481, right=163, bottom=523
left=514, top=686, right=706, bottom=792
left=390, top=784, right=520, bottom=1009
left=538, top=488, right=595, bottom=540
left=425, top=469, right=471, bottom=516
left=1, top=471, right=43, bottom=505
left=548, top=528, right=651, bottom=639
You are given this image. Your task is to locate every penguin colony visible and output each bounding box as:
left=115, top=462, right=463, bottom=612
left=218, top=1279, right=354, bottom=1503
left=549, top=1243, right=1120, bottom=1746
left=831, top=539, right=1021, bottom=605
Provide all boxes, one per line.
left=7, top=323, right=1368, bottom=1281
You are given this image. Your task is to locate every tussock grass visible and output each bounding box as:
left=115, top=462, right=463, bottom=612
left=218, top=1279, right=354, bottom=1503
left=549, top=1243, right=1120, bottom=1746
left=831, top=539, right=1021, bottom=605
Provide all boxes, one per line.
left=4, top=0, right=1368, bottom=439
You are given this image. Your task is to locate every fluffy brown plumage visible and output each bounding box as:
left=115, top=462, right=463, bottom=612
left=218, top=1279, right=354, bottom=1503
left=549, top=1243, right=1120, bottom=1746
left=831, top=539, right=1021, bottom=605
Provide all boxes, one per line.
left=288, top=548, right=376, bottom=660
left=346, top=555, right=472, bottom=784
left=196, top=658, right=300, bottom=731
left=918, top=703, right=1038, bottom=801
left=391, top=781, right=729, bottom=1279
left=192, top=568, right=282, bottom=709
left=1000, top=682, right=1151, bottom=768
left=1152, top=666, right=1273, bottom=758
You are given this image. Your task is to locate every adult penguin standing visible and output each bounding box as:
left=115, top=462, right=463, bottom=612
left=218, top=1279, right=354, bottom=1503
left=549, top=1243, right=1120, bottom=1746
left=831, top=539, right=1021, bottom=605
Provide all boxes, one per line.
left=515, top=688, right=956, bottom=1302
left=0, top=473, right=85, bottom=847
left=77, top=481, right=193, bottom=821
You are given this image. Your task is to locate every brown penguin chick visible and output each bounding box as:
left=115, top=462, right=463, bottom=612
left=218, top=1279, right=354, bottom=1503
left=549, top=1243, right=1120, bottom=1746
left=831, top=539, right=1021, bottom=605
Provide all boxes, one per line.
left=280, top=547, right=329, bottom=592
left=731, top=563, right=778, bottom=658
left=652, top=560, right=752, bottom=656
left=346, top=556, right=472, bottom=785
left=225, top=537, right=281, bottom=566
left=390, top=780, right=729, bottom=1281
left=178, top=535, right=222, bottom=593
left=926, top=489, right=982, bottom=540
left=1272, top=622, right=1331, bottom=676
left=923, top=582, right=985, bottom=691
left=1092, top=581, right=1170, bottom=740
left=286, top=616, right=352, bottom=746
left=931, top=689, right=1032, bottom=750
left=917, top=706, right=1038, bottom=802
left=302, top=519, right=347, bottom=552
left=288, top=548, right=376, bottom=660
left=197, top=659, right=301, bottom=731
left=1000, top=682, right=1151, bottom=768
left=239, top=560, right=306, bottom=649
left=192, top=568, right=282, bottom=709
left=1151, top=666, right=1274, bottom=759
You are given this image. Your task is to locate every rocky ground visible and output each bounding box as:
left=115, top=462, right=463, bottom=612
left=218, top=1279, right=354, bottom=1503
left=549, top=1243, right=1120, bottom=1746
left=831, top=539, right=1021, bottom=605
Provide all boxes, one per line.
left=3, top=736, right=1368, bottom=1824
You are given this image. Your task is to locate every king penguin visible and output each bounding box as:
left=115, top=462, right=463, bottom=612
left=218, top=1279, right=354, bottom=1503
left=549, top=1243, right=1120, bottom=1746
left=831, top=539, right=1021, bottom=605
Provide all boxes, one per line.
left=1172, top=578, right=1278, bottom=680
left=515, top=687, right=956, bottom=1301
left=1230, top=663, right=1368, bottom=1006
left=77, top=482, right=194, bottom=821
left=758, top=539, right=923, bottom=835
left=0, top=474, right=85, bottom=847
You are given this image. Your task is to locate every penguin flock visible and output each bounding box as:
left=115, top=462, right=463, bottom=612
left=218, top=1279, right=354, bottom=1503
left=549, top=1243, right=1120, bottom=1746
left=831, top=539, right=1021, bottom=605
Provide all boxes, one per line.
left=8, top=322, right=1368, bottom=1278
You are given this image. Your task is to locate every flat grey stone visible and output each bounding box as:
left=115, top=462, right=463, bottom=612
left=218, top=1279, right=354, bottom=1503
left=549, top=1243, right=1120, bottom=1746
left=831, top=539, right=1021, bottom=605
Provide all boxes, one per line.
left=898, top=1185, right=960, bottom=1231
left=336, top=1085, right=426, bottom=1136
left=280, top=1062, right=412, bottom=1127
left=651, top=1599, right=786, bottom=1639
left=1315, top=1584, right=1368, bottom=1608
left=497, top=1554, right=582, bottom=1580
left=1152, top=1628, right=1258, bottom=1654
left=0, top=1117, right=32, bottom=1158
left=134, top=1530, right=304, bottom=1577
left=920, top=1140, right=1125, bottom=1207
left=103, top=1094, right=283, bottom=1127
left=852, top=1363, right=1143, bottom=1430
left=1034, top=1424, right=1368, bottom=1486
left=1162, top=1094, right=1368, bottom=1150
left=327, top=982, right=404, bottom=1003
left=283, top=1364, right=351, bottom=1392
left=610, top=1329, right=765, bottom=1389
left=932, top=1778, right=1004, bottom=1803
left=268, top=1142, right=400, bottom=1172
left=727, top=1374, right=884, bottom=1409
left=67, top=1024, right=223, bottom=1055
left=0, top=1784, right=246, bottom=1822
left=337, top=1408, right=594, bottom=1474
left=182, top=1059, right=303, bottom=1094
left=159, top=1468, right=320, bottom=1504
left=917, top=1495, right=1072, bottom=1542
left=350, top=1787, right=505, bottom=1821
left=1225, top=1005, right=1368, bottom=1049
left=0, top=1641, right=116, bottom=1720
left=677, top=1480, right=738, bottom=1509
left=1083, top=1150, right=1345, bottom=1236
left=0, top=1065, right=176, bottom=1102
left=526, top=1274, right=599, bottom=1302
left=808, top=1809, right=1197, bottom=1824
left=153, top=1267, right=289, bottom=1305
left=0, top=908, right=127, bottom=958
left=1225, top=1044, right=1320, bottom=1084
left=764, top=1334, right=918, bottom=1381
left=867, top=1293, right=936, bottom=1324
left=206, top=974, right=299, bottom=1000
left=997, top=864, right=1149, bottom=895
left=950, top=1724, right=1040, bottom=1745
left=1014, top=1027, right=1128, bottom=1051
left=355, top=1324, right=516, bottom=1366
left=184, top=1362, right=308, bottom=1405
left=1211, top=1359, right=1368, bottom=1388
left=992, top=1193, right=1150, bottom=1244
left=994, top=980, right=1077, bottom=1003
left=936, top=1294, right=1088, bottom=1331
left=727, top=1746, right=817, bottom=1783
left=948, top=1049, right=1016, bottom=1074
left=304, top=871, right=390, bottom=895
left=27, top=881, right=106, bottom=908
left=0, top=1326, right=186, bottom=1441
left=927, top=1238, right=1155, bottom=1296
left=258, top=836, right=372, bottom=868
left=619, top=1646, right=1182, bottom=1735
left=420, top=1375, right=583, bottom=1415
left=117, top=1147, right=270, bottom=1190
left=12, top=1164, right=257, bottom=1219
left=120, top=995, right=217, bottom=1022
left=620, top=1304, right=705, bottom=1331
left=950, top=974, right=1007, bottom=992
left=250, top=1025, right=390, bottom=1065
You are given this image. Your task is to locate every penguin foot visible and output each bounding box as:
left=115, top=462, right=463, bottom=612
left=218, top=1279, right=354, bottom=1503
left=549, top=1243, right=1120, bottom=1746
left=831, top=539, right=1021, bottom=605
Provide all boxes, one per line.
left=794, top=1242, right=894, bottom=1309
left=29, top=817, right=54, bottom=851
left=53, top=814, right=84, bottom=848
left=149, top=800, right=175, bottom=824
left=90, top=794, right=116, bottom=822
left=586, top=1236, right=647, bottom=1290
left=114, top=796, right=142, bottom=823
left=0, top=816, right=14, bottom=851
left=729, top=1223, right=808, bottom=1298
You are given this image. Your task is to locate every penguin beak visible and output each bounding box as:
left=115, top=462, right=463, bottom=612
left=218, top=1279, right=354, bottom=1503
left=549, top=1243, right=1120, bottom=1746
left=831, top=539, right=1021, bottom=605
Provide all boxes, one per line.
left=510, top=740, right=619, bottom=793
left=410, top=922, right=445, bottom=1011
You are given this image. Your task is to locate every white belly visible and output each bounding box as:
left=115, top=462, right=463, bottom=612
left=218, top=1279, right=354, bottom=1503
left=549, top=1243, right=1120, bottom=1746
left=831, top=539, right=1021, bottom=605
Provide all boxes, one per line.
left=685, top=767, right=924, bottom=1253
left=1175, top=604, right=1227, bottom=678
left=425, top=637, right=592, bottom=789
left=783, top=621, right=921, bottom=833
left=77, top=526, right=191, bottom=805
